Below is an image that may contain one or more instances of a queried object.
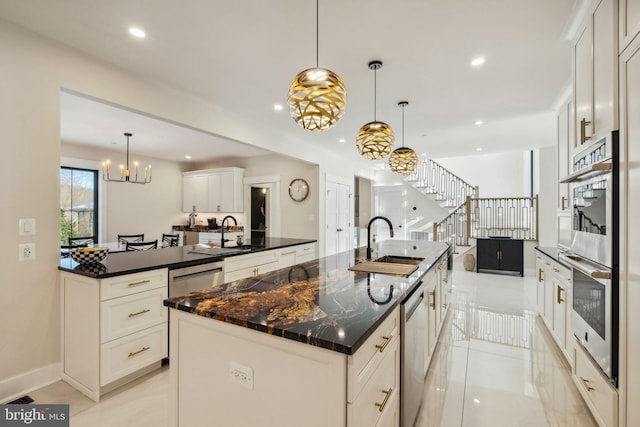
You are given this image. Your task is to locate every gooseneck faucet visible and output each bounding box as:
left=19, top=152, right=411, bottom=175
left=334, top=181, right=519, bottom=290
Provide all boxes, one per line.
left=221, top=215, right=237, bottom=248
left=367, top=216, right=394, bottom=260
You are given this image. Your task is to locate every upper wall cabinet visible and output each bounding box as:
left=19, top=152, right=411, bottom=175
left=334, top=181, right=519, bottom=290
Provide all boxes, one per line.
left=574, top=0, right=619, bottom=149
left=620, top=0, right=640, bottom=53
left=183, top=167, right=244, bottom=213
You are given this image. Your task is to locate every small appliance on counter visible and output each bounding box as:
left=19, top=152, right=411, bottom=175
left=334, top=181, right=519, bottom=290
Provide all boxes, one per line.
left=207, top=217, right=217, bottom=229
left=188, top=206, right=197, bottom=228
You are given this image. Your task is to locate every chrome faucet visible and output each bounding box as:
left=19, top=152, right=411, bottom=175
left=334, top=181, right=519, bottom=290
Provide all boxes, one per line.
left=221, top=215, right=237, bottom=248
left=367, top=216, right=394, bottom=260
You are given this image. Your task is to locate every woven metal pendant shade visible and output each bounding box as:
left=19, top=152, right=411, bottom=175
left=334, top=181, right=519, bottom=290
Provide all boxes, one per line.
left=288, top=67, right=347, bottom=131
left=389, top=146, right=418, bottom=175
left=356, top=121, right=395, bottom=160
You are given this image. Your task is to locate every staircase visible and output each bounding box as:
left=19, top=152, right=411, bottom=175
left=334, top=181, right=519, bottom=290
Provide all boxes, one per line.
left=375, top=158, right=539, bottom=250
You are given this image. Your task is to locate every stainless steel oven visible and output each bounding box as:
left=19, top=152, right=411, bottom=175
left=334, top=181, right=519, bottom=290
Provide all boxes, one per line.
left=561, top=254, right=615, bottom=383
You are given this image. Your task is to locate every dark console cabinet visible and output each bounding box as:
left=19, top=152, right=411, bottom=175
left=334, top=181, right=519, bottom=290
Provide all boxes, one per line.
left=476, top=238, right=523, bottom=276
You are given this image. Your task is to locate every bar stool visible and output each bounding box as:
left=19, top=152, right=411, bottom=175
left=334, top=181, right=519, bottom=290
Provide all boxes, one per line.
left=125, top=240, right=158, bottom=251
left=162, top=233, right=180, bottom=247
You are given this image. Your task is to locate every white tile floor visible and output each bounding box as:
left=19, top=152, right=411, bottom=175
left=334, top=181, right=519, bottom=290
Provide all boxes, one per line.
left=27, top=267, right=597, bottom=426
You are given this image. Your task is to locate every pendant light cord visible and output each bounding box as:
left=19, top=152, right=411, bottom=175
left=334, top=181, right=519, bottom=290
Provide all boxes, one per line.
left=401, top=103, right=405, bottom=148
left=125, top=134, right=130, bottom=170
left=316, top=0, right=319, bottom=68
left=373, top=68, right=377, bottom=120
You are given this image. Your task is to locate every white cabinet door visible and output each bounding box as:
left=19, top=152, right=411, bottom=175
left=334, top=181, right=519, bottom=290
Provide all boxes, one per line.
left=557, top=103, right=571, bottom=210
left=183, top=174, right=209, bottom=212
left=552, top=277, right=567, bottom=352
left=574, top=24, right=593, bottom=148
left=592, top=0, right=617, bottom=137
left=620, top=0, right=640, bottom=53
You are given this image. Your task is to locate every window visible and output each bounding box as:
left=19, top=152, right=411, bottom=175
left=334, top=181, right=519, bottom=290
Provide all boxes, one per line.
left=60, top=167, right=98, bottom=243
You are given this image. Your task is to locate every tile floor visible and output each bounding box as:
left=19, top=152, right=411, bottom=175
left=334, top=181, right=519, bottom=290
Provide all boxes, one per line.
left=27, top=266, right=597, bottom=426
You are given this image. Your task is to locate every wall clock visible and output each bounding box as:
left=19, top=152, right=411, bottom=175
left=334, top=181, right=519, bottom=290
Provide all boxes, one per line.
left=288, top=178, right=309, bottom=202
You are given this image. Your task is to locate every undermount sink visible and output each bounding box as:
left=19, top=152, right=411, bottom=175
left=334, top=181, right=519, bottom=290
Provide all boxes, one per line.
left=373, top=255, right=424, bottom=265
left=348, top=255, right=425, bottom=277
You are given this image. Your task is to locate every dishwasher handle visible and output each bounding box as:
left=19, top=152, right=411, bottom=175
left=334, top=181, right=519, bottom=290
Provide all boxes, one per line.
left=171, top=267, right=223, bottom=281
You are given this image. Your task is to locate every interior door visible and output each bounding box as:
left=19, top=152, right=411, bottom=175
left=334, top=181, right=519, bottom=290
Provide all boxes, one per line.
left=326, top=180, right=351, bottom=256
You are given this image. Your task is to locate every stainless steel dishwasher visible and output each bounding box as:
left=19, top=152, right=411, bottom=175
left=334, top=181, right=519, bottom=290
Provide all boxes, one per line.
left=168, top=261, right=224, bottom=298
left=401, top=279, right=426, bottom=427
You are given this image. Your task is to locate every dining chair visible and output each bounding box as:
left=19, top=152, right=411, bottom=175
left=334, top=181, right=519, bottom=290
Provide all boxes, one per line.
left=61, top=243, right=87, bottom=258
left=125, top=240, right=158, bottom=251
left=117, top=234, right=144, bottom=247
left=68, top=236, right=95, bottom=246
left=162, top=233, right=180, bottom=247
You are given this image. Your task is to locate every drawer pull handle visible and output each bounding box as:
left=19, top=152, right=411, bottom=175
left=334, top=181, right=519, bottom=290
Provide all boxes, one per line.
left=557, top=286, right=565, bottom=304
left=128, top=309, right=151, bottom=318
left=580, top=377, right=595, bottom=392
left=553, top=268, right=560, bottom=273
left=128, top=346, right=150, bottom=358
left=375, top=335, right=393, bottom=352
left=591, top=270, right=612, bottom=280
left=538, top=268, right=543, bottom=282
left=580, top=118, right=592, bottom=144
left=442, top=303, right=448, bottom=309
left=429, top=290, right=436, bottom=309
left=128, top=279, right=151, bottom=287
left=374, top=388, right=393, bottom=412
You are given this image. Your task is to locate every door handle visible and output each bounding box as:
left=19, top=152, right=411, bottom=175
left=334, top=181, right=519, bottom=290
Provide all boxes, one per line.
left=580, top=118, right=592, bottom=144
left=336, top=228, right=344, bottom=232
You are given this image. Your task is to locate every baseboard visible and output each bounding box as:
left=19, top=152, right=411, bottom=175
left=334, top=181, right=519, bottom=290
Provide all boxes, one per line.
left=0, top=363, right=61, bottom=404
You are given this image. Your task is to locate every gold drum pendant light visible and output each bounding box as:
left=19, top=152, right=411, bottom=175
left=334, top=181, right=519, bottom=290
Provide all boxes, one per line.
left=287, top=0, right=347, bottom=131
left=356, top=61, right=394, bottom=160
left=389, top=101, right=418, bottom=175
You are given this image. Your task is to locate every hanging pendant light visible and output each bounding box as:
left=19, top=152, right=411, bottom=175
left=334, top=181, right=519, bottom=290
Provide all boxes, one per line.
left=389, top=101, right=418, bottom=175
left=102, top=133, right=152, bottom=184
left=287, top=0, right=347, bottom=131
left=356, top=61, right=394, bottom=160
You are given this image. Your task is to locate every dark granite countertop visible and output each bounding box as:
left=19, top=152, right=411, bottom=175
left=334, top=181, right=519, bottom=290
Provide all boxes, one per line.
left=164, top=240, right=450, bottom=355
left=535, top=246, right=571, bottom=268
left=58, top=237, right=316, bottom=279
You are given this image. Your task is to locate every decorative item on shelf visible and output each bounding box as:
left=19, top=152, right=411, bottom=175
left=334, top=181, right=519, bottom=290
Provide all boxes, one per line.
left=102, top=133, right=152, bottom=184
left=287, top=0, right=347, bottom=131
left=389, top=101, right=418, bottom=175
left=288, top=178, right=310, bottom=202
left=69, top=247, right=109, bottom=264
left=356, top=61, right=394, bottom=160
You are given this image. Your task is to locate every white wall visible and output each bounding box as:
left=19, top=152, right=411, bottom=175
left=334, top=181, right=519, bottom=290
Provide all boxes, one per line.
left=435, top=150, right=530, bottom=197
left=534, top=146, right=559, bottom=247
left=0, top=19, right=368, bottom=399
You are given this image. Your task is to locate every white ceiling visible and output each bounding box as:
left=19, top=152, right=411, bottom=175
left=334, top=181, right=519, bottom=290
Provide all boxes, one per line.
left=0, top=0, right=583, bottom=165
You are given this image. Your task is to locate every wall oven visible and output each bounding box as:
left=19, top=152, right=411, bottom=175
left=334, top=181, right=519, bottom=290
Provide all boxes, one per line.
left=560, top=130, right=619, bottom=386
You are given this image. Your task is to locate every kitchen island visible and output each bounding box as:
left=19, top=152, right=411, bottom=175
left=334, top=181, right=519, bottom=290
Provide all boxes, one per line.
left=164, top=240, right=450, bottom=427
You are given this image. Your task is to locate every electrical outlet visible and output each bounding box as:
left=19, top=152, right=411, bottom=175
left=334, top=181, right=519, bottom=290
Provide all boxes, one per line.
left=19, top=243, right=36, bottom=261
left=229, top=361, right=253, bottom=390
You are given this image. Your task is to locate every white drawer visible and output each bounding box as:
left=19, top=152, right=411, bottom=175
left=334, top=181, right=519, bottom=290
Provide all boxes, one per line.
left=100, top=287, right=168, bottom=343
left=573, top=340, right=618, bottom=427
left=347, top=307, right=400, bottom=402
left=296, top=243, right=315, bottom=257
left=347, top=337, right=399, bottom=427
left=100, top=323, right=168, bottom=386
left=224, top=250, right=278, bottom=273
left=224, top=261, right=279, bottom=282
left=101, top=269, right=167, bottom=300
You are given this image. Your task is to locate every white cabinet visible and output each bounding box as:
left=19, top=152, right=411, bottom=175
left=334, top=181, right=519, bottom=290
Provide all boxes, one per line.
left=573, top=338, right=618, bottom=427
left=557, top=102, right=571, bottom=210
left=224, top=250, right=279, bottom=282
left=183, top=167, right=244, bottom=213
left=198, top=231, right=241, bottom=245
left=278, top=243, right=316, bottom=269
left=620, top=0, right=640, bottom=53
left=534, top=251, right=573, bottom=366
left=60, top=269, right=168, bottom=401
left=620, top=33, right=640, bottom=427
left=573, top=0, right=618, bottom=148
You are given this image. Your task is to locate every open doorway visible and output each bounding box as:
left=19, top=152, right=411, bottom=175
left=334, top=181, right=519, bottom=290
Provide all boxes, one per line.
left=250, top=187, right=268, bottom=245
left=244, top=176, right=281, bottom=245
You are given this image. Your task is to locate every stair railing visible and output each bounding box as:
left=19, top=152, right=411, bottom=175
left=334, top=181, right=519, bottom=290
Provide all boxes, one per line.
left=469, top=195, right=539, bottom=241
left=432, top=200, right=470, bottom=248
left=409, top=159, right=478, bottom=208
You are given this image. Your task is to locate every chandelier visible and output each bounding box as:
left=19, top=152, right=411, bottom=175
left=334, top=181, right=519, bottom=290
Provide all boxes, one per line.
left=287, top=0, right=347, bottom=131
left=356, top=61, right=394, bottom=160
left=389, top=101, right=418, bottom=175
left=102, top=133, right=152, bottom=184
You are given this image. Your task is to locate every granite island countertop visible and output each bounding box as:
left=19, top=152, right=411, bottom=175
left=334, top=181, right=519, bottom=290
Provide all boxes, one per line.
left=58, top=237, right=316, bottom=279
left=164, top=240, right=450, bottom=355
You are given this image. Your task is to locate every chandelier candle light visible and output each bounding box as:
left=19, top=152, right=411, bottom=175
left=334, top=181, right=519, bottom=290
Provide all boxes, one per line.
left=356, top=61, right=395, bottom=160
left=389, top=101, right=418, bottom=175
left=287, top=0, right=347, bottom=131
left=102, top=132, right=152, bottom=184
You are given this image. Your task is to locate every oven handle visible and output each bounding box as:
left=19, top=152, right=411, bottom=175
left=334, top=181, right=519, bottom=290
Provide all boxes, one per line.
left=560, top=161, right=611, bottom=183
left=559, top=254, right=611, bottom=281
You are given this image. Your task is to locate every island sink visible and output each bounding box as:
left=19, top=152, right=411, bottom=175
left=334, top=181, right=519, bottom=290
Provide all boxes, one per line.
left=373, top=255, right=424, bottom=265
left=348, top=255, right=425, bottom=277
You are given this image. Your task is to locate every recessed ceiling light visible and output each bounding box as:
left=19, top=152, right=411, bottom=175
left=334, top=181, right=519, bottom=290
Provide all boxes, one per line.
left=339, top=138, right=345, bottom=143
left=475, top=120, right=484, bottom=125
left=471, top=57, right=485, bottom=66
left=476, top=147, right=483, bottom=152
left=273, top=104, right=283, bottom=111
left=185, top=155, right=192, bottom=160
left=421, top=153, right=427, bottom=157
left=129, top=27, right=146, bottom=38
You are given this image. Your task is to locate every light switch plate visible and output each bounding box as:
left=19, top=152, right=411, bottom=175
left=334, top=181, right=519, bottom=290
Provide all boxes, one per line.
left=19, top=218, right=36, bottom=236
